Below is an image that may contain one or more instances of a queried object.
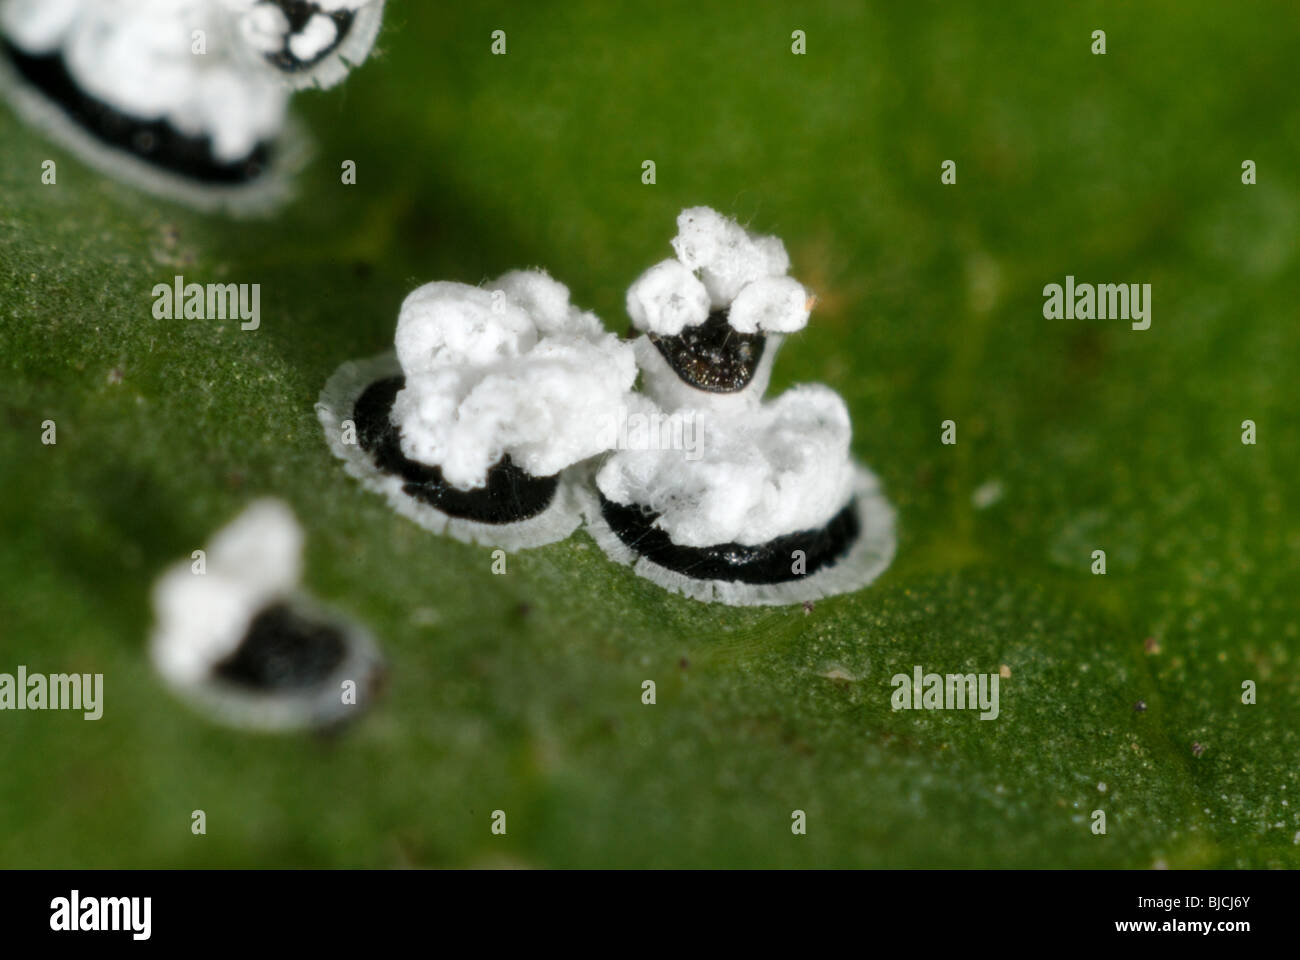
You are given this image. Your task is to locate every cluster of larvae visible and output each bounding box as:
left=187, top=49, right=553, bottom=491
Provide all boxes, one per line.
left=151, top=209, right=896, bottom=730
left=318, top=207, right=896, bottom=607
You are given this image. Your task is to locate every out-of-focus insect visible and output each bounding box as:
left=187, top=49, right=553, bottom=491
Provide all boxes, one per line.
left=150, top=499, right=386, bottom=732
left=0, top=0, right=386, bottom=212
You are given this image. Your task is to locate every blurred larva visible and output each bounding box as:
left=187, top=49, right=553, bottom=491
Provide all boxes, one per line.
left=150, top=499, right=385, bottom=732
left=0, top=0, right=385, bottom=212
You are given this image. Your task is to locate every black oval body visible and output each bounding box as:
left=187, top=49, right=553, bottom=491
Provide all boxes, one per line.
left=353, top=376, right=559, bottom=524
left=213, top=601, right=348, bottom=691
left=648, top=308, right=766, bottom=393
left=599, top=494, right=859, bottom=585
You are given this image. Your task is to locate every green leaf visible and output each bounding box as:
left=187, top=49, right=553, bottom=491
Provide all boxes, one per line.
left=1, top=0, right=1297, bottom=868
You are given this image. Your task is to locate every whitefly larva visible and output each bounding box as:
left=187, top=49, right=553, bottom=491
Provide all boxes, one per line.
left=317, top=270, right=640, bottom=550
left=150, top=499, right=385, bottom=731
left=0, top=0, right=385, bottom=212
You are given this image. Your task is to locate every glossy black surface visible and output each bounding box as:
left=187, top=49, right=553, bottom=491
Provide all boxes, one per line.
left=648, top=308, right=766, bottom=393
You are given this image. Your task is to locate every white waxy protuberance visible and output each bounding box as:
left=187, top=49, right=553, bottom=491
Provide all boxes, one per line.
left=391, top=271, right=638, bottom=490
